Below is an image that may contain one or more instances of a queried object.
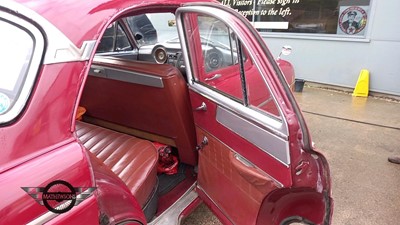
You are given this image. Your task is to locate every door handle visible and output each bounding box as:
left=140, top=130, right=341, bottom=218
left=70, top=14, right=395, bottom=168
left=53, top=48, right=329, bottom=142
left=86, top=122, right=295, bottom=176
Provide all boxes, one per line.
left=234, top=154, right=254, bottom=167
left=90, top=66, right=106, bottom=78
left=205, top=74, right=221, bottom=81
left=195, top=102, right=207, bottom=111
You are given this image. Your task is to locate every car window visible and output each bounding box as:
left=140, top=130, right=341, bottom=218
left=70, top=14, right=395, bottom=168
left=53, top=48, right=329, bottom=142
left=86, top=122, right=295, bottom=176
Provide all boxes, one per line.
left=127, top=13, right=177, bottom=46
left=116, top=24, right=132, bottom=51
left=186, top=14, right=281, bottom=119
left=96, top=23, right=132, bottom=53
left=0, top=14, right=44, bottom=123
left=198, top=17, right=238, bottom=72
left=96, top=13, right=180, bottom=55
left=242, top=45, right=280, bottom=118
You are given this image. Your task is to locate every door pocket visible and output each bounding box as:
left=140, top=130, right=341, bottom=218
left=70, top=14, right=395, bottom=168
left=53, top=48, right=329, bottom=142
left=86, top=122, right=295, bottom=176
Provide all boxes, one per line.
left=229, top=152, right=279, bottom=194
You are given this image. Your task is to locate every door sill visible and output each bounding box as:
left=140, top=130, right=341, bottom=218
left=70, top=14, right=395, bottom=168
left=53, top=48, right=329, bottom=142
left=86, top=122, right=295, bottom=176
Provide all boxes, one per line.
left=149, top=182, right=198, bottom=225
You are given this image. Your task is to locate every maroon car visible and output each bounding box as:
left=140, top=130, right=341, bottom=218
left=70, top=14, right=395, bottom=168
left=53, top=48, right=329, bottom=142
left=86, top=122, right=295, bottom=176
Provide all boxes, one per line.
left=0, top=0, right=332, bottom=224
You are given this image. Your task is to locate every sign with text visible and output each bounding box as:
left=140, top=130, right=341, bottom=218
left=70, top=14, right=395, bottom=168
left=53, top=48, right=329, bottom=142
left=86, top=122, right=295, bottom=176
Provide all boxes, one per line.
left=219, top=0, right=301, bottom=29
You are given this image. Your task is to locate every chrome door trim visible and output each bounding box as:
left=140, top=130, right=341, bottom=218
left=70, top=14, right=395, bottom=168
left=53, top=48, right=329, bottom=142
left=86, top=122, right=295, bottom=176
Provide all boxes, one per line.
left=27, top=190, right=96, bottom=225
left=149, top=182, right=198, bottom=225
left=89, top=66, right=164, bottom=88
left=217, top=106, right=290, bottom=166
left=189, top=84, right=288, bottom=138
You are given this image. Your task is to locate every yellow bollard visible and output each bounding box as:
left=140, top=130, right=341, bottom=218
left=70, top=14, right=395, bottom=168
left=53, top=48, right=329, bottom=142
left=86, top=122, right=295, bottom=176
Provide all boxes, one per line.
left=352, top=69, right=369, bottom=97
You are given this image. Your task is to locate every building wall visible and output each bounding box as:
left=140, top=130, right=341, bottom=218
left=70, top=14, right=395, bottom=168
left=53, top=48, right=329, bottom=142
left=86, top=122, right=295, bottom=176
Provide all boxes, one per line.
left=261, top=0, right=400, bottom=95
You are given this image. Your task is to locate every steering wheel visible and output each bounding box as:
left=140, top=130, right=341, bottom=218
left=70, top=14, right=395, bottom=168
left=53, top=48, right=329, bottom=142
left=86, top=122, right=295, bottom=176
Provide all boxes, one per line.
left=204, top=48, right=224, bottom=72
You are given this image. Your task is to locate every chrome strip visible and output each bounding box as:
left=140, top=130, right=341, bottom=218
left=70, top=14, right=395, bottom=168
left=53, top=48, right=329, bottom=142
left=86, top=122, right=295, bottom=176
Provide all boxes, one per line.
left=89, top=66, right=164, bottom=88
left=26, top=211, right=58, bottom=225
left=43, top=39, right=96, bottom=65
left=26, top=189, right=96, bottom=225
left=149, top=182, right=198, bottom=225
left=190, top=84, right=287, bottom=139
left=1, top=0, right=96, bottom=65
left=217, top=106, right=290, bottom=166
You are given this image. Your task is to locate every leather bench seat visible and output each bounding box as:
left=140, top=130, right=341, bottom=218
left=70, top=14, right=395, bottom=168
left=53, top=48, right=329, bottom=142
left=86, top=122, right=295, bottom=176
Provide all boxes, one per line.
left=75, top=121, right=158, bottom=208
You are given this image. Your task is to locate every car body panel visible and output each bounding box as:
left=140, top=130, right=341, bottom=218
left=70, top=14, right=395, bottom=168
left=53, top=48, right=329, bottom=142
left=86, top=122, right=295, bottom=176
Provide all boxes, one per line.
left=0, top=142, right=94, bottom=224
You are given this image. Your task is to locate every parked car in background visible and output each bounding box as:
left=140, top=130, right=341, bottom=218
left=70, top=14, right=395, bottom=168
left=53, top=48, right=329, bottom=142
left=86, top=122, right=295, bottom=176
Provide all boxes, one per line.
left=0, top=0, right=332, bottom=224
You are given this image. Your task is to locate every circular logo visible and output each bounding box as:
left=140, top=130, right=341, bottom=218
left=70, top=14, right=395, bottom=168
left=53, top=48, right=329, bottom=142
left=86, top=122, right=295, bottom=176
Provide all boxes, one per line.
left=0, top=93, right=10, bottom=114
left=339, top=6, right=367, bottom=35
left=42, top=180, right=76, bottom=214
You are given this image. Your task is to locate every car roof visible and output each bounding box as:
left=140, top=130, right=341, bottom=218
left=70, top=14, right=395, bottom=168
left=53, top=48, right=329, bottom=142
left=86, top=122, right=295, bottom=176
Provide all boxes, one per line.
left=14, top=0, right=217, bottom=47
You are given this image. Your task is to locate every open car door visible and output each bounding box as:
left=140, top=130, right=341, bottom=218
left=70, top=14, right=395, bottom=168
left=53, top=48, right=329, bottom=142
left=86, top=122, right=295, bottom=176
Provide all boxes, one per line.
left=176, top=4, right=332, bottom=225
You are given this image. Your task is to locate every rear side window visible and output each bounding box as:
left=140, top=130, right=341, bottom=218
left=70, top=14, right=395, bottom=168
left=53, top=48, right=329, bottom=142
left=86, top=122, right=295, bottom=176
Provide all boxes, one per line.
left=96, top=23, right=133, bottom=53
left=0, top=12, right=44, bottom=123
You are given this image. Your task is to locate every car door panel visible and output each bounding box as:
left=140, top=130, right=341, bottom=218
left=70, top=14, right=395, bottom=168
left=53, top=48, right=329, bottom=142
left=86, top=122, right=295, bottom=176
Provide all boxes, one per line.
left=189, top=89, right=289, bottom=224
left=177, top=4, right=332, bottom=225
left=189, top=89, right=291, bottom=186
left=178, top=8, right=293, bottom=221
left=196, top=126, right=280, bottom=225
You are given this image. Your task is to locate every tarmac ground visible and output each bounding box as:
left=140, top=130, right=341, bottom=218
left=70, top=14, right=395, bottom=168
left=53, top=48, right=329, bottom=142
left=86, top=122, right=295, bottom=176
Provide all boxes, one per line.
left=182, top=85, right=400, bottom=225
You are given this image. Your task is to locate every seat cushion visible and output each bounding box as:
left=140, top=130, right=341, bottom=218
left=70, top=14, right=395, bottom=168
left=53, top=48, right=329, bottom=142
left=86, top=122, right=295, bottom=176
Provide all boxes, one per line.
left=75, top=121, right=158, bottom=207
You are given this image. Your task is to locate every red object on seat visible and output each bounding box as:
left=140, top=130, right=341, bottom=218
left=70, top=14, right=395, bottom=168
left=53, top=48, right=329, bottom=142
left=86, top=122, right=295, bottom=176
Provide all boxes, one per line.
left=154, top=142, right=179, bottom=175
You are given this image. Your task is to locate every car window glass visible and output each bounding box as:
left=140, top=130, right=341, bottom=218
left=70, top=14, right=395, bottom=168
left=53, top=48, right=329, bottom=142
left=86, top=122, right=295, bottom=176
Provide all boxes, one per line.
left=126, top=14, right=157, bottom=46
left=194, top=15, right=243, bottom=102
left=116, top=24, right=132, bottom=51
left=97, top=24, right=115, bottom=53
left=184, top=13, right=281, bottom=119
left=241, top=44, right=281, bottom=119
left=0, top=19, right=34, bottom=115
left=187, top=14, right=244, bottom=102
left=126, top=13, right=177, bottom=47
left=96, top=23, right=132, bottom=53
left=198, top=16, right=237, bottom=72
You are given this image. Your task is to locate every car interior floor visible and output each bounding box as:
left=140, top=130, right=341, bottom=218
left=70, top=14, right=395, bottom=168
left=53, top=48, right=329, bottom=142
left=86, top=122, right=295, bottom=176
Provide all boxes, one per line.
left=156, top=163, right=197, bottom=215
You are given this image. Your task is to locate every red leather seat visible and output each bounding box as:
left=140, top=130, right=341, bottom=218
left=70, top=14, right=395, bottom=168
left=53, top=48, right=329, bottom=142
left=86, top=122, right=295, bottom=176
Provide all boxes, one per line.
left=75, top=121, right=158, bottom=208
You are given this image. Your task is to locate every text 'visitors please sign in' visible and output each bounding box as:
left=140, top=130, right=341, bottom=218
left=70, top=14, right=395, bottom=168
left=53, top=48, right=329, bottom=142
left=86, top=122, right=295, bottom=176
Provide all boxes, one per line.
left=219, top=0, right=301, bottom=29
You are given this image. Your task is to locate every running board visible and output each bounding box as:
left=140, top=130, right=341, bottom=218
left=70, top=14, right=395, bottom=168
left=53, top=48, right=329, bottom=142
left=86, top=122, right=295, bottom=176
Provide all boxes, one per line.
left=149, top=182, right=198, bottom=225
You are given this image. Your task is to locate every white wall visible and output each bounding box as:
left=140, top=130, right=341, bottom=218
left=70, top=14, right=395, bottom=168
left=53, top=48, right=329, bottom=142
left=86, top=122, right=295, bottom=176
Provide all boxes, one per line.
left=261, top=0, right=400, bottom=95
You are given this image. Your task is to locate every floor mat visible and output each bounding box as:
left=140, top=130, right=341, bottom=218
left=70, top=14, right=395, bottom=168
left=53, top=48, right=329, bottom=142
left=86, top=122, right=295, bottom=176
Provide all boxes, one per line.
left=156, top=164, right=197, bottom=215
left=158, top=163, right=187, bottom=196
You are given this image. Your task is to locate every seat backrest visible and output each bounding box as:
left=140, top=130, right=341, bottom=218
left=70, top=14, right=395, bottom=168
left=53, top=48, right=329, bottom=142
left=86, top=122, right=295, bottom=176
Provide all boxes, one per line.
left=80, top=56, right=197, bottom=165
